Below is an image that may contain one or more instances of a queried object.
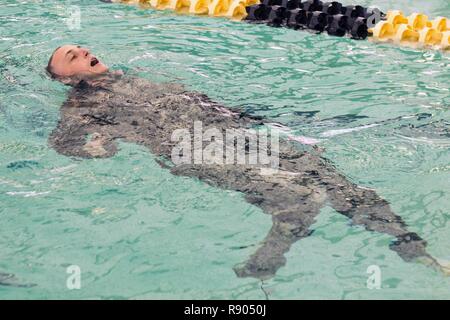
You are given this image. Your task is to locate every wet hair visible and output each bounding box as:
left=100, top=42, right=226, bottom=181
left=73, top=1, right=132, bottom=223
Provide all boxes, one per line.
left=45, top=46, right=61, bottom=79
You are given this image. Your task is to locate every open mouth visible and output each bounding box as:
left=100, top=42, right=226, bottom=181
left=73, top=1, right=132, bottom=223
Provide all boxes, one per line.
left=90, top=57, right=99, bottom=67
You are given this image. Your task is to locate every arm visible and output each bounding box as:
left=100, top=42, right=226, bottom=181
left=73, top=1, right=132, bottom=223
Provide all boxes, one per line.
left=48, top=98, right=118, bottom=159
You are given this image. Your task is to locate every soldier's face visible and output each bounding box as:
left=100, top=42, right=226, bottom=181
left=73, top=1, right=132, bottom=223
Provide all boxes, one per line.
left=49, top=45, right=109, bottom=78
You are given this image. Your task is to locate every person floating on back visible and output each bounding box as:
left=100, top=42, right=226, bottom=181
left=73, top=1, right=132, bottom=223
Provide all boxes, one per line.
left=46, top=45, right=450, bottom=279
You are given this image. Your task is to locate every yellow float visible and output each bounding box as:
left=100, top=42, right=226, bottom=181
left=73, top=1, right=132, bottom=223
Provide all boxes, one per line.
left=407, top=13, right=429, bottom=30
left=370, top=10, right=450, bottom=50
left=369, top=21, right=395, bottom=42
left=393, top=24, right=419, bottom=44
left=418, top=27, right=443, bottom=46
left=429, top=17, right=449, bottom=32
left=441, top=31, right=450, bottom=49
left=386, top=10, right=408, bottom=25
left=115, top=0, right=252, bottom=20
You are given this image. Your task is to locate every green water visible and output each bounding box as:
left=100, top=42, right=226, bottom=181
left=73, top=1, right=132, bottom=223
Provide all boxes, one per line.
left=0, top=0, right=449, bottom=299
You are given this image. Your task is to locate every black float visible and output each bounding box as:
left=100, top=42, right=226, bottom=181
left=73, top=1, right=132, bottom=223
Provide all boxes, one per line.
left=245, top=0, right=384, bottom=40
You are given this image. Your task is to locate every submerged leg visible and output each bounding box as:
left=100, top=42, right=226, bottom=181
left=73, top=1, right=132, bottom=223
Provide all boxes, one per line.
left=170, top=163, right=328, bottom=279
left=325, top=176, right=449, bottom=274
left=234, top=189, right=323, bottom=280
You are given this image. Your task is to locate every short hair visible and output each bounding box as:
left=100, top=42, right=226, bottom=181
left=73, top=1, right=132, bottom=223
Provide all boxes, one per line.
left=45, top=46, right=61, bottom=79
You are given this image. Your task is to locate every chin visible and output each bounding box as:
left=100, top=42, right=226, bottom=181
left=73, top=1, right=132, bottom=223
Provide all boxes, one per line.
left=92, top=64, right=109, bottom=74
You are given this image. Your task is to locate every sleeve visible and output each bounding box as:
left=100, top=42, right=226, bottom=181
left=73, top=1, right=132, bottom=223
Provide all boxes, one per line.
left=48, top=98, right=118, bottom=159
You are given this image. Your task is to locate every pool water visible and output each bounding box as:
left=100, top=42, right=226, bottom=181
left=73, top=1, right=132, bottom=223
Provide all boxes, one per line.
left=0, top=0, right=449, bottom=299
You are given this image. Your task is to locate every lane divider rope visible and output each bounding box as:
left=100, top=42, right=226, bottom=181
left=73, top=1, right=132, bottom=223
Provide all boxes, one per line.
left=113, top=0, right=450, bottom=51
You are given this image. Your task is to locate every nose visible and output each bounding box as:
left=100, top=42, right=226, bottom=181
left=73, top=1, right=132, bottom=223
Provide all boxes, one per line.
left=79, top=47, right=90, bottom=57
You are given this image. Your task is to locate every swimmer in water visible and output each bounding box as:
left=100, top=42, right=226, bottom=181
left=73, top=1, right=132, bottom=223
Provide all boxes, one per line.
left=46, top=45, right=450, bottom=279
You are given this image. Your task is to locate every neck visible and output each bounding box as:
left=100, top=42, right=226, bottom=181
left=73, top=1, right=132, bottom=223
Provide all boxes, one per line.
left=60, top=70, right=123, bottom=88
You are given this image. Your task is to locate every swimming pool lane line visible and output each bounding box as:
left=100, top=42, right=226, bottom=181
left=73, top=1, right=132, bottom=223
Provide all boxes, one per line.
left=247, top=1, right=450, bottom=49
left=113, top=0, right=449, bottom=50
